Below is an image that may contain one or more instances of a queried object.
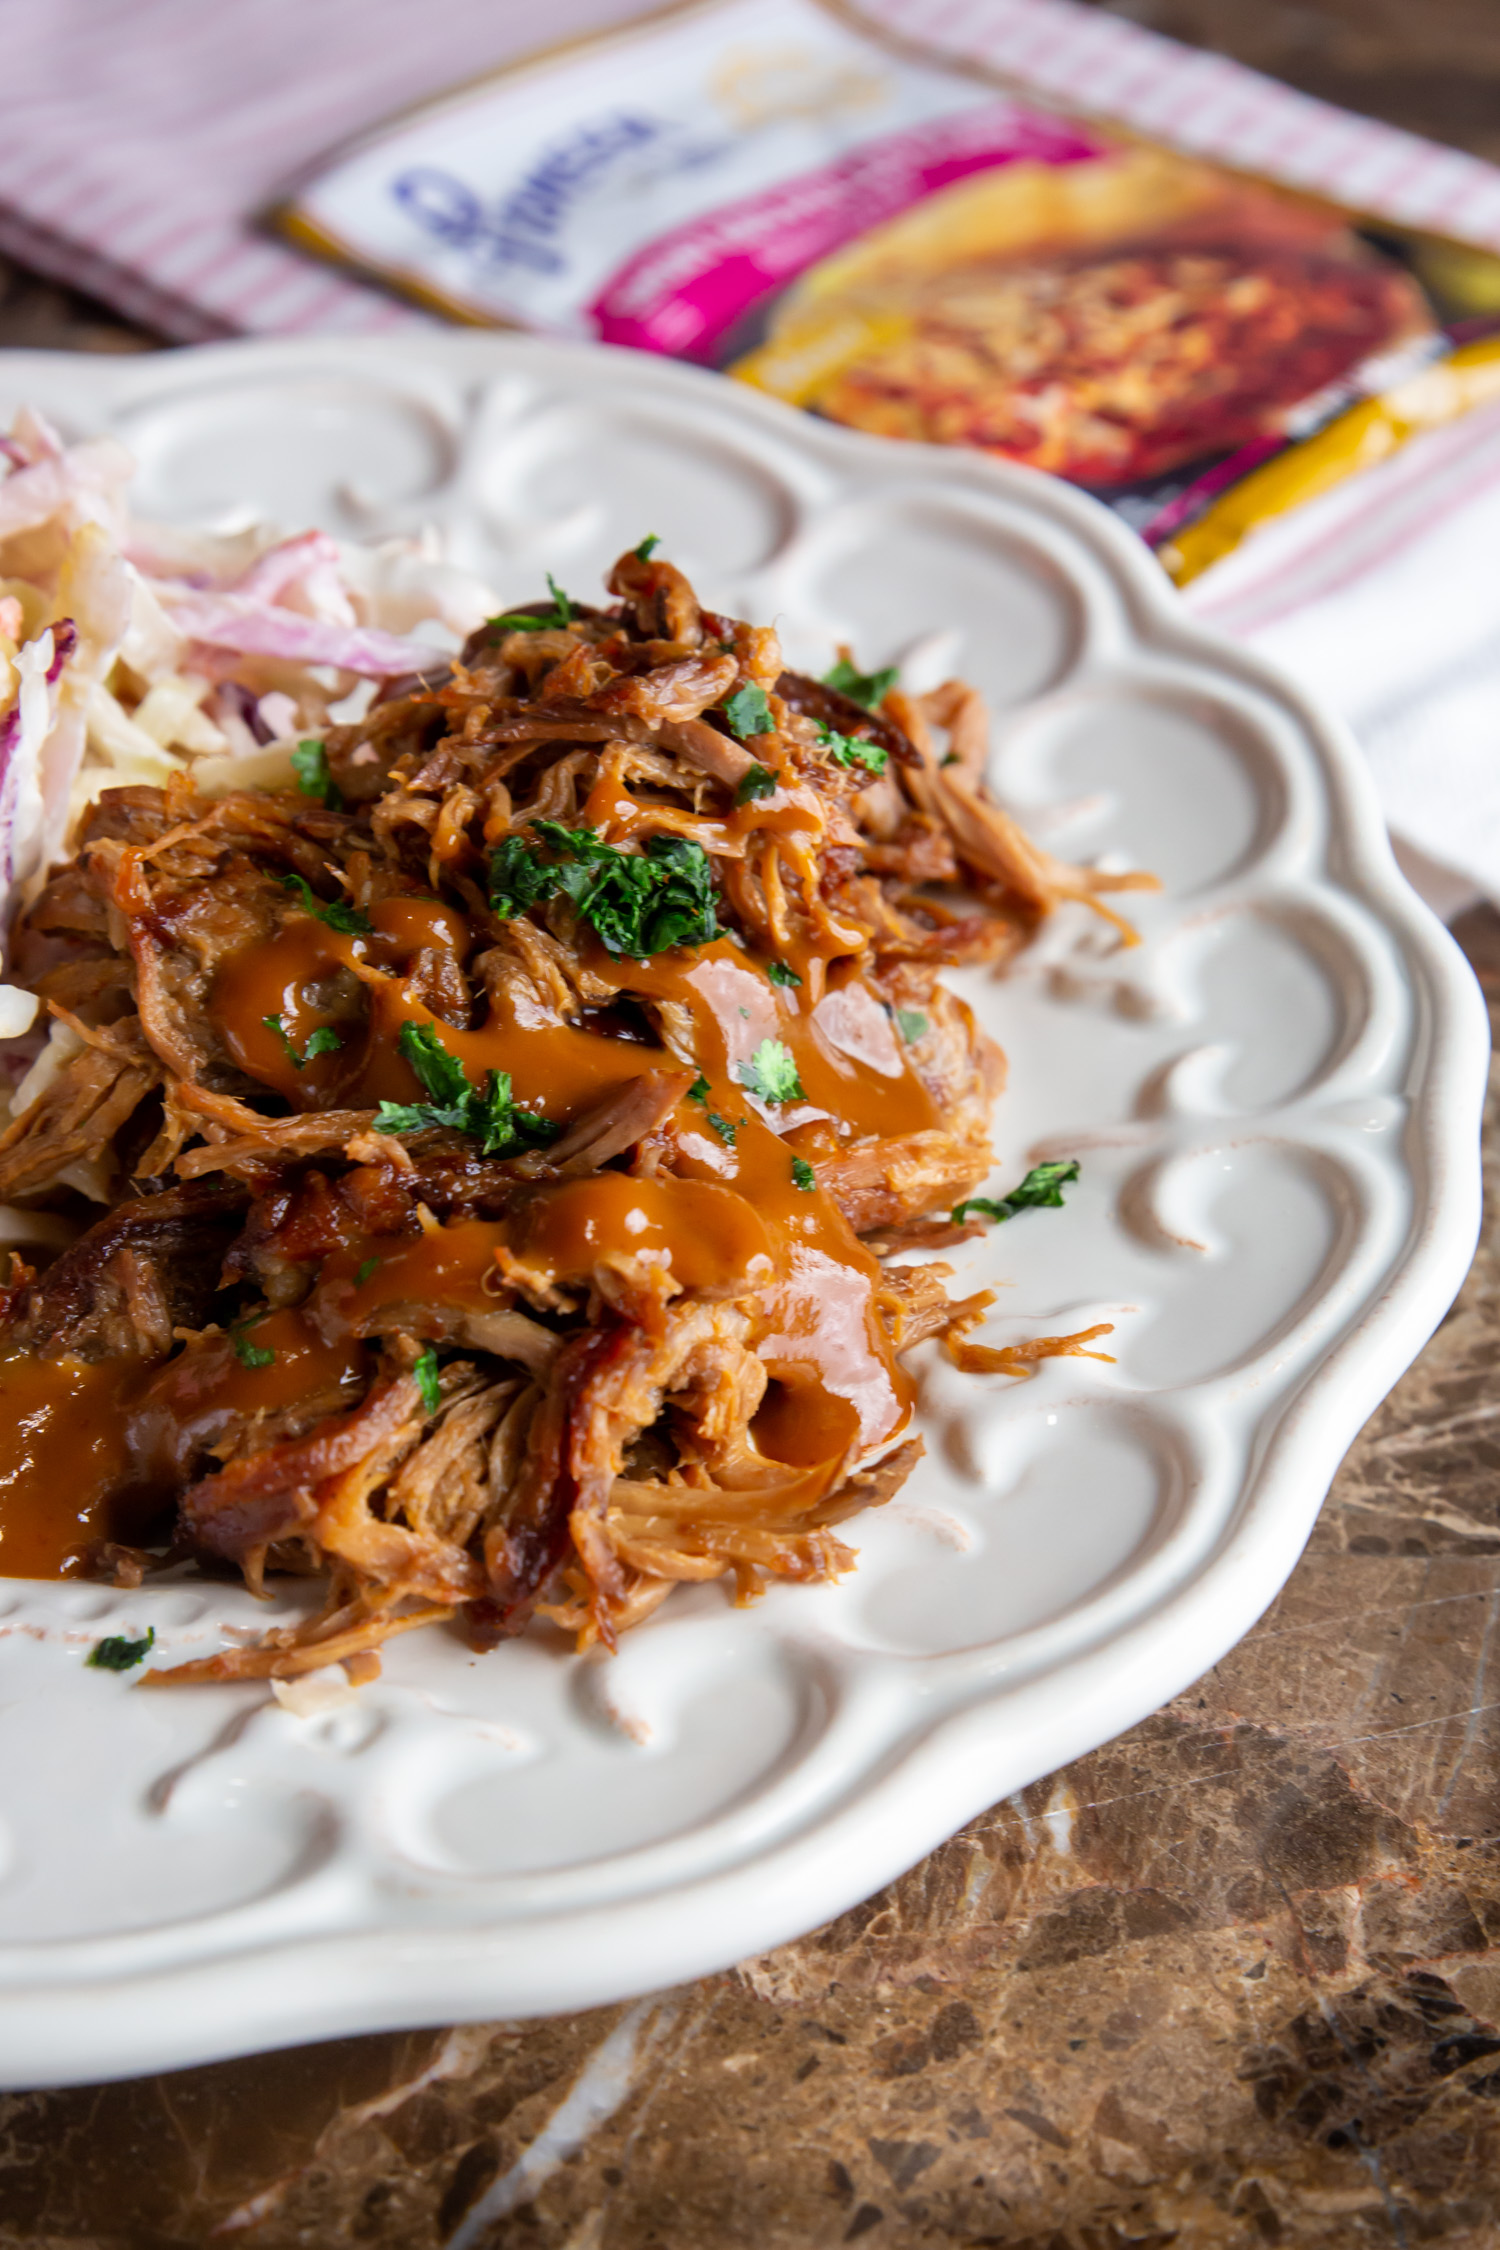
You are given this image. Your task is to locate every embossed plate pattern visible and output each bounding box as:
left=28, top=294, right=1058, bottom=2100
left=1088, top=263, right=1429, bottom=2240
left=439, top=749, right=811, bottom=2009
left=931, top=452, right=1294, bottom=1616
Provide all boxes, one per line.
left=0, top=339, right=1484, bottom=2086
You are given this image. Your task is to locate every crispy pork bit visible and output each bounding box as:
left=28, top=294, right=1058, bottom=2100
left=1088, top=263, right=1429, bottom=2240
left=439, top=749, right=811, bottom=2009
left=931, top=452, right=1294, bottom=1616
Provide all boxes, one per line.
left=0, top=545, right=1144, bottom=1675
left=15, top=1177, right=249, bottom=1359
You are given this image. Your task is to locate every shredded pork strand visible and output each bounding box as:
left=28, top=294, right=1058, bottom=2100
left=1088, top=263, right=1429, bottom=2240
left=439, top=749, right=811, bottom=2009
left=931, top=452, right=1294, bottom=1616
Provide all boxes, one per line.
left=0, top=547, right=1141, bottom=1676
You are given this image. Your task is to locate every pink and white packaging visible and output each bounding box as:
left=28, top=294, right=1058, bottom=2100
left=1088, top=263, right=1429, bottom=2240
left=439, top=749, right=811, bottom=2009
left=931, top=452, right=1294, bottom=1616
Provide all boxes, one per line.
left=281, top=0, right=1105, bottom=348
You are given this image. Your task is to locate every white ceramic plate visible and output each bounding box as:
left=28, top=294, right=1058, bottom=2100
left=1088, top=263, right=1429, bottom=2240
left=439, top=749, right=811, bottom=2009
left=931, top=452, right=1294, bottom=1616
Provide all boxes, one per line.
left=0, top=338, right=1485, bottom=2087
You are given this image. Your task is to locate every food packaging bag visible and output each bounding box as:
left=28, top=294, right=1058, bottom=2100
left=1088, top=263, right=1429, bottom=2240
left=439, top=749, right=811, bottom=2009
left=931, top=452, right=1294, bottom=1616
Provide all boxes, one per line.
left=277, top=0, right=1500, bottom=588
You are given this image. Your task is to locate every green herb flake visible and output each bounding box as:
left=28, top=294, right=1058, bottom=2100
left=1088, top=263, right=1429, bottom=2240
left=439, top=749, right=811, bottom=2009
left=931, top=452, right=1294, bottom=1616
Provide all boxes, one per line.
left=414, top=1345, right=442, bottom=1416
left=735, top=1038, right=804, bottom=1105
left=767, top=960, right=801, bottom=989
left=790, top=1156, right=817, bottom=1192
left=735, top=762, right=777, bottom=805
left=896, top=1009, right=928, bottom=1044
left=355, top=1255, right=381, bottom=1287
left=232, top=1322, right=276, bottom=1370
left=371, top=1100, right=443, bottom=1139
left=605, top=832, right=718, bottom=957
left=262, top=1011, right=300, bottom=1067
left=489, top=824, right=718, bottom=959
left=475, top=1069, right=537, bottom=1158
left=486, top=572, right=575, bottom=633
left=634, top=534, right=661, bottom=560
left=262, top=1012, right=341, bottom=1069
left=87, top=1626, right=155, bottom=1673
left=487, top=611, right=551, bottom=633
left=721, top=683, right=775, bottom=740
left=706, top=1110, right=740, bottom=1147
left=687, top=1074, right=711, bottom=1105
left=291, top=737, right=343, bottom=810
left=373, top=1020, right=558, bottom=1158
left=816, top=722, right=888, bottom=776
left=953, top=1159, right=1081, bottom=1228
left=280, top=872, right=372, bottom=937
left=488, top=833, right=555, bottom=918
left=821, top=656, right=898, bottom=711
left=547, top=572, right=575, bottom=622
left=397, top=1021, right=470, bottom=1114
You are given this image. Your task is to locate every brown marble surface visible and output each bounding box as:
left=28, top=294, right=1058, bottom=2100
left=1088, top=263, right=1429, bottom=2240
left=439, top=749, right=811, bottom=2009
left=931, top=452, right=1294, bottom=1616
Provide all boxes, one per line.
left=3, top=4, right=1500, bottom=2241
left=0, top=259, right=152, bottom=359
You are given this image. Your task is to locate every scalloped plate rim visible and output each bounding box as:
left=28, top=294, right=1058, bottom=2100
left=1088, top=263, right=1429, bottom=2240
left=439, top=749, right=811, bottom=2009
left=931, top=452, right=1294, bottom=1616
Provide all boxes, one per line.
left=0, top=335, right=1485, bottom=2085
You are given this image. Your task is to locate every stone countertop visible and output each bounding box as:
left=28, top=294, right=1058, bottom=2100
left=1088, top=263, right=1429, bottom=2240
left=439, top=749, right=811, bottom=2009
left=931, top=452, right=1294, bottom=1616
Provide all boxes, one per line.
left=3, top=4, right=1500, bottom=2241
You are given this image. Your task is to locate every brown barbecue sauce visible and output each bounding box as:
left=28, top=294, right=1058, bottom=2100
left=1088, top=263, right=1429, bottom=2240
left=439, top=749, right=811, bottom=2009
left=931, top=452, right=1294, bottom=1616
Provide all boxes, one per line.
left=0, top=849, right=939, bottom=1575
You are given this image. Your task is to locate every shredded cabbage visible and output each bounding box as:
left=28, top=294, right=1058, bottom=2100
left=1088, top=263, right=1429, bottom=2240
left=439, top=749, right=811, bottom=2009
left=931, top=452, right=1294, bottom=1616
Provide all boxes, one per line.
left=0, top=409, right=501, bottom=970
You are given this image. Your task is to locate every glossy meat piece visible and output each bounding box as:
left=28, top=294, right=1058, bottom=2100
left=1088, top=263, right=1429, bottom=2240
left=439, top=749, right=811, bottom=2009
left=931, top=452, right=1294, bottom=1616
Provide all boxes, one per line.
left=15, top=1177, right=249, bottom=1360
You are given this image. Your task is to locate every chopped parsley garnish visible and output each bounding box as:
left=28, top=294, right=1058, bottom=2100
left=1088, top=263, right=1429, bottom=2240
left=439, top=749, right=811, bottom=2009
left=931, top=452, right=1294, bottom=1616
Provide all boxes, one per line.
left=487, top=833, right=556, bottom=918
left=232, top=1321, right=276, bottom=1369
left=553, top=825, right=719, bottom=958
left=373, top=1021, right=558, bottom=1158
left=736, top=762, right=777, bottom=805
left=953, top=1159, right=1081, bottom=1227
left=355, top=1255, right=381, bottom=1287
left=262, top=1013, right=298, bottom=1066
left=634, top=534, right=660, bottom=560
left=394, top=1020, right=480, bottom=1117
left=489, top=824, right=718, bottom=959
left=291, top=737, right=342, bottom=809
left=486, top=572, right=575, bottom=632
left=816, top=721, right=888, bottom=776
left=687, top=1074, right=711, bottom=1104
left=280, top=872, right=372, bottom=936
left=706, top=1110, right=740, bottom=1147
left=721, top=683, right=775, bottom=740
left=895, top=1008, right=928, bottom=1044
left=822, top=656, right=898, bottom=711
left=767, top=960, right=801, bottom=989
left=262, top=1012, right=343, bottom=1070
left=735, top=1038, right=804, bottom=1105
left=790, top=1156, right=816, bottom=1192
left=87, top=1627, right=155, bottom=1672
left=413, top=1345, right=442, bottom=1416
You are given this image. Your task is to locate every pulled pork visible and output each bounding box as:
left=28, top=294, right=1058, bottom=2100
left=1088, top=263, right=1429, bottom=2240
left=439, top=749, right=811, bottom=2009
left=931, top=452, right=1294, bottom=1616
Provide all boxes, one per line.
left=0, top=548, right=1146, bottom=1678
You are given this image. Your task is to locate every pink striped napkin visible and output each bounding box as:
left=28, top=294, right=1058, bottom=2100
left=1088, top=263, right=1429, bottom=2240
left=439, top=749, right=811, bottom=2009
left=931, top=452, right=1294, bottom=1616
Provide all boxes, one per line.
left=0, top=0, right=650, bottom=340
left=7, top=0, right=1500, bottom=345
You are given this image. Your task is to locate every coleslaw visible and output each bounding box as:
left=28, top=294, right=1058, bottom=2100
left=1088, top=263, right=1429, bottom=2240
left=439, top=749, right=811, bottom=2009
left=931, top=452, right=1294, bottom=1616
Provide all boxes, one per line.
left=0, top=406, right=499, bottom=1055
